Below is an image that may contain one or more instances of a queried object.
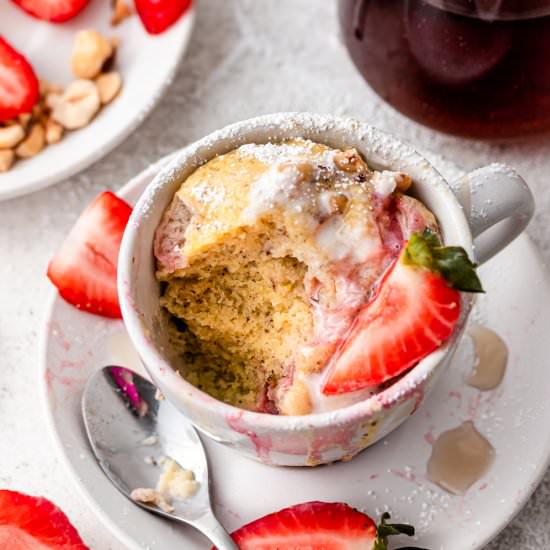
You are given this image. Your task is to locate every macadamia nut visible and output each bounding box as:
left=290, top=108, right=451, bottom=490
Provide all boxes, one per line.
left=96, top=72, right=122, bottom=104
left=71, top=30, right=113, bottom=79
left=51, top=80, right=101, bottom=130
left=0, top=125, right=25, bottom=149
left=15, top=124, right=45, bottom=158
left=0, top=149, right=15, bottom=172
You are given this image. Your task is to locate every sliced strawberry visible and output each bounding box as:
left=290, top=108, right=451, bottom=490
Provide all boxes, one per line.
left=213, top=502, right=422, bottom=550
left=135, top=0, right=192, bottom=34
left=215, top=501, right=376, bottom=550
left=11, top=0, right=90, bottom=22
left=47, top=191, right=132, bottom=319
left=322, top=232, right=482, bottom=394
left=0, top=490, right=89, bottom=549
left=0, top=37, right=39, bottom=121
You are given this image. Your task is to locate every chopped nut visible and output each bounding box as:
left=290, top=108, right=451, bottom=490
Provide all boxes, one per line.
left=0, top=149, right=15, bottom=172
left=395, top=172, right=413, bottom=192
left=328, top=192, right=349, bottom=214
left=71, top=30, right=113, bottom=79
left=37, top=111, right=50, bottom=126
left=15, top=124, right=45, bottom=158
left=49, top=83, right=64, bottom=95
left=45, top=119, right=64, bottom=144
left=111, top=0, right=133, bottom=25
left=32, top=102, right=44, bottom=119
left=295, top=162, right=313, bottom=182
left=39, top=79, right=49, bottom=96
left=18, top=113, right=32, bottom=128
left=96, top=71, right=122, bottom=104
left=45, top=92, right=62, bottom=110
left=0, top=125, right=25, bottom=149
left=40, top=79, right=64, bottom=96
left=52, top=80, right=101, bottom=130
left=334, top=149, right=369, bottom=173
left=278, top=161, right=313, bottom=184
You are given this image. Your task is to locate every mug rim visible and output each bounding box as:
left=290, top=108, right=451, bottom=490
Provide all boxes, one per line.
left=118, top=112, right=474, bottom=431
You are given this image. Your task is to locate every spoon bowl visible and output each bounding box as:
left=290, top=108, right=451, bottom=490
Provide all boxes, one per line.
left=82, top=366, right=239, bottom=550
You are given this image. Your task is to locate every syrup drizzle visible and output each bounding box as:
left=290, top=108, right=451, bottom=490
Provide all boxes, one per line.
left=427, top=421, right=495, bottom=495
left=466, top=324, right=508, bottom=391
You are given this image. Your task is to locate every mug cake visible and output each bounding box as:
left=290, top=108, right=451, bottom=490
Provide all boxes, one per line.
left=153, top=138, right=471, bottom=416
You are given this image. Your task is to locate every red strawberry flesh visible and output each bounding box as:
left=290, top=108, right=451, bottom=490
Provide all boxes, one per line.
left=0, top=490, right=89, bottom=549
left=47, top=191, right=132, bottom=319
left=322, top=238, right=462, bottom=395
left=0, top=37, right=39, bottom=121
left=214, top=501, right=377, bottom=550
left=135, top=0, right=192, bottom=34
left=11, top=0, right=90, bottom=22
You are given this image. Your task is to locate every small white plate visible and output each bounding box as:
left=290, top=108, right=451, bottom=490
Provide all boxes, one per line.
left=41, top=153, right=550, bottom=550
left=0, top=2, right=194, bottom=201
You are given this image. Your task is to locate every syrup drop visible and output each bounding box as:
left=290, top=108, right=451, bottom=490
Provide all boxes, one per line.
left=427, top=421, right=495, bottom=495
left=466, top=324, right=508, bottom=391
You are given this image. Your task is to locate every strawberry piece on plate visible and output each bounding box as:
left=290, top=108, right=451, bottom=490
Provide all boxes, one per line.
left=0, top=37, right=39, bottom=122
left=11, top=0, right=90, bottom=22
left=47, top=191, right=132, bottom=319
left=213, top=501, right=423, bottom=550
left=322, top=231, right=483, bottom=395
left=135, top=0, right=192, bottom=34
left=0, top=490, right=89, bottom=549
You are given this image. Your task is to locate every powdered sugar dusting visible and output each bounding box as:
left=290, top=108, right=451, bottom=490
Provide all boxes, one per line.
left=372, top=170, right=398, bottom=197
left=238, top=140, right=336, bottom=166
left=188, top=180, right=226, bottom=208
left=130, top=112, right=453, bottom=225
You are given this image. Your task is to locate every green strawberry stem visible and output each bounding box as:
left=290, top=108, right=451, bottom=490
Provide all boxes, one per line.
left=402, top=230, right=484, bottom=293
left=374, top=512, right=429, bottom=550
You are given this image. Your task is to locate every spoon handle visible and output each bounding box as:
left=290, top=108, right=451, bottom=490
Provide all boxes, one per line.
left=192, top=512, right=240, bottom=550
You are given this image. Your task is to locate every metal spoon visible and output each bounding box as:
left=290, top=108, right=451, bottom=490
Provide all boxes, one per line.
left=82, top=366, right=239, bottom=550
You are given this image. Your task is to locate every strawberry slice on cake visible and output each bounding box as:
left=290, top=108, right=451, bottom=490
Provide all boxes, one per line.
left=322, top=231, right=483, bottom=394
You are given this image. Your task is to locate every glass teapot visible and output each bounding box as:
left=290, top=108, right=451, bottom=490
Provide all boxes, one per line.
left=339, top=0, right=550, bottom=138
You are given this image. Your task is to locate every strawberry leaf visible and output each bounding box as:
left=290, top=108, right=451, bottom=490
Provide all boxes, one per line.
left=403, top=230, right=484, bottom=293
left=432, top=245, right=484, bottom=293
left=374, top=512, right=428, bottom=550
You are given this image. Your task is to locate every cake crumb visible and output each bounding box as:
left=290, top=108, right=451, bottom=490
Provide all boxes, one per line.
left=154, top=388, right=165, bottom=401
left=130, top=488, right=174, bottom=513
left=157, top=457, right=199, bottom=500
left=130, top=457, right=198, bottom=513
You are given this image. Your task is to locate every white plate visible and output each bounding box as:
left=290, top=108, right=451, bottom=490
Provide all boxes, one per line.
left=0, top=2, right=194, bottom=201
left=41, top=153, right=550, bottom=550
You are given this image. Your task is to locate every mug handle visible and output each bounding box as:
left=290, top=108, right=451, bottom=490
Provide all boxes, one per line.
left=452, top=163, right=535, bottom=265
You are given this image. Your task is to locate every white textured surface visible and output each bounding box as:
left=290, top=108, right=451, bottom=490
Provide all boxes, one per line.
left=0, top=1, right=549, bottom=548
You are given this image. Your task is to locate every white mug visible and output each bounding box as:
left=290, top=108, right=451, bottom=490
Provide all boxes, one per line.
left=118, top=113, right=534, bottom=466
